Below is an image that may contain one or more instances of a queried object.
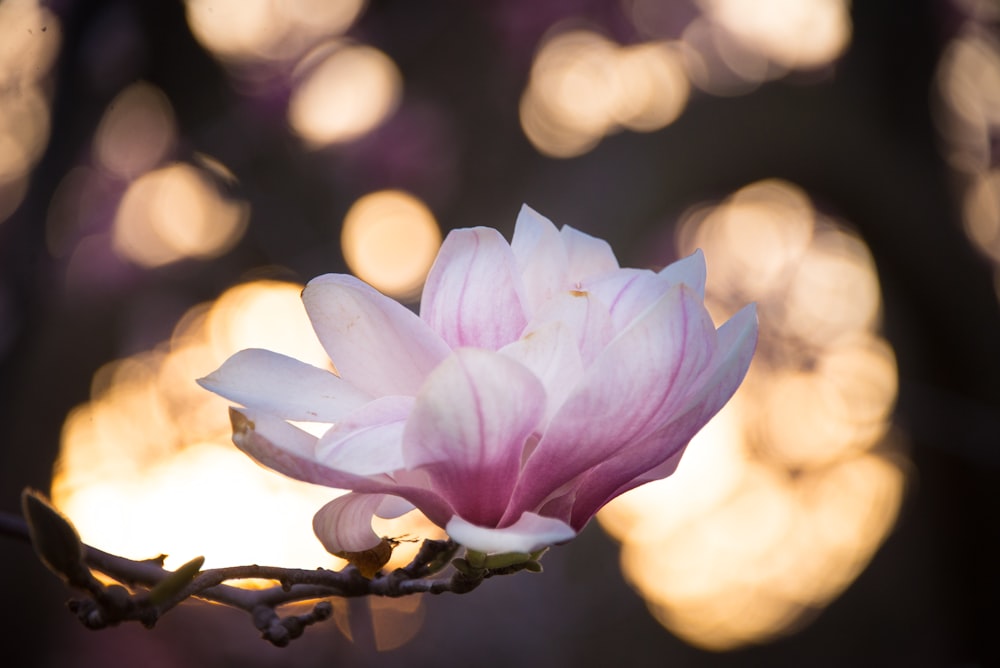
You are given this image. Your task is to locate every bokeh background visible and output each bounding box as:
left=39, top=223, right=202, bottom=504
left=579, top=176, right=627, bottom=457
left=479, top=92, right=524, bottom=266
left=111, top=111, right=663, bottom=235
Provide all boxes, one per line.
left=2, top=0, right=1000, bottom=666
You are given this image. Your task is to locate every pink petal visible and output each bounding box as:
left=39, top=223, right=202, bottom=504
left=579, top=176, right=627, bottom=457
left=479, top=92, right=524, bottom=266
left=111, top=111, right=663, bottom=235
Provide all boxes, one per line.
left=315, top=396, right=414, bottom=475
left=585, top=252, right=706, bottom=333
left=510, top=205, right=570, bottom=315
left=403, top=349, right=546, bottom=526
left=231, top=408, right=455, bottom=527
left=420, top=227, right=527, bottom=350
left=445, top=512, right=576, bottom=554
left=303, top=274, right=450, bottom=396
left=560, top=225, right=619, bottom=283
left=506, top=284, right=717, bottom=520
left=567, top=303, right=757, bottom=527
left=313, top=492, right=386, bottom=552
left=499, top=321, right=583, bottom=424
left=197, top=348, right=371, bottom=421
left=586, top=268, right=665, bottom=333
left=658, top=249, right=706, bottom=299
left=520, top=288, right=614, bottom=366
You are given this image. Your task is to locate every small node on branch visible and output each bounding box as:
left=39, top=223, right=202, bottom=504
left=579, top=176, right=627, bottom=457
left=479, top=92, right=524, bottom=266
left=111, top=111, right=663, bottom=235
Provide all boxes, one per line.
left=20, top=488, right=93, bottom=589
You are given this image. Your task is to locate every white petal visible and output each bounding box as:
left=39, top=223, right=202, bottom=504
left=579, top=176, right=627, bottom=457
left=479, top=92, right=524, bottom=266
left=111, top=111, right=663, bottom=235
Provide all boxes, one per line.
left=499, top=321, right=584, bottom=423
left=313, top=493, right=385, bottom=553
left=510, top=205, right=570, bottom=315
left=303, top=274, right=450, bottom=397
left=198, top=348, right=371, bottom=421
left=315, top=396, right=414, bottom=475
left=446, top=512, right=576, bottom=554
left=560, top=225, right=619, bottom=282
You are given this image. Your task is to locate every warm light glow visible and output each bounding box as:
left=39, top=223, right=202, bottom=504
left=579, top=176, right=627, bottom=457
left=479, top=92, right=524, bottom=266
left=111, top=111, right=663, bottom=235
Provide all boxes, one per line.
left=0, top=0, right=60, bottom=224
left=288, top=42, right=402, bottom=146
left=112, top=162, right=249, bottom=267
left=963, top=169, right=1000, bottom=262
left=340, top=190, right=442, bottom=300
left=52, top=280, right=444, bottom=576
left=936, top=30, right=1000, bottom=174
left=599, top=178, right=906, bottom=650
left=93, top=82, right=177, bottom=180
left=697, top=0, right=851, bottom=69
left=0, top=85, right=50, bottom=185
left=185, top=0, right=366, bottom=63
left=614, top=41, right=691, bottom=132
left=520, top=28, right=690, bottom=158
left=0, top=0, right=61, bottom=88
left=935, top=28, right=1000, bottom=300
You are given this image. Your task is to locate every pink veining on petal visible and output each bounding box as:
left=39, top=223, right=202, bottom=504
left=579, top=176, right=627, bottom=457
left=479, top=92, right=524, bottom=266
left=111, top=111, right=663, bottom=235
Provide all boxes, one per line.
left=201, top=205, right=758, bottom=556
left=420, top=227, right=528, bottom=350
left=404, top=349, right=545, bottom=527
left=303, top=274, right=450, bottom=396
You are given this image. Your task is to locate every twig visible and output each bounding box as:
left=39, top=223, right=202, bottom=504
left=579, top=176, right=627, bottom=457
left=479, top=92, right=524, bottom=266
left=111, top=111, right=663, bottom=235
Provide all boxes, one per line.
left=1, top=508, right=539, bottom=646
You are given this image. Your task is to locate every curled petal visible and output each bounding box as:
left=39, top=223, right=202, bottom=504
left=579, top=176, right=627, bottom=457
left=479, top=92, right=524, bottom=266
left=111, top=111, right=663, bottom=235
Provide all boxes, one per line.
left=197, top=348, right=371, bottom=421
left=303, top=274, right=450, bottom=396
left=404, top=349, right=545, bottom=526
left=313, top=493, right=386, bottom=553
left=420, top=227, right=527, bottom=350
left=316, top=396, right=414, bottom=476
left=446, top=512, right=576, bottom=554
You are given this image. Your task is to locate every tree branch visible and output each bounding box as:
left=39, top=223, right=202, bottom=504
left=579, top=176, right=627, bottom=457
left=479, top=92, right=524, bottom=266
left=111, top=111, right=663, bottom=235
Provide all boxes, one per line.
left=2, top=506, right=543, bottom=646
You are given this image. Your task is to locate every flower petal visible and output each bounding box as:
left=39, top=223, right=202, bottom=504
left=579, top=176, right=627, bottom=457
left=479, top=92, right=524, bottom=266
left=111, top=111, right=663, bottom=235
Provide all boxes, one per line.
left=506, top=284, right=717, bottom=519
left=510, top=205, right=570, bottom=315
left=522, top=288, right=615, bottom=366
left=231, top=408, right=456, bottom=527
left=313, top=492, right=386, bottom=553
left=315, top=396, right=414, bottom=475
left=585, top=268, right=665, bottom=333
left=658, top=248, right=706, bottom=298
left=446, top=512, right=576, bottom=554
left=197, top=348, right=371, bottom=421
left=420, top=227, right=527, bottom=350
left=499, top=321, right=583, bottom=424
left=303, top=274, right=450, bottom=396
left=403, top=349, right=546, bottom=526
left=568, top=303, right=757, bottom=527
left=560, top=225, right=619, bottom=282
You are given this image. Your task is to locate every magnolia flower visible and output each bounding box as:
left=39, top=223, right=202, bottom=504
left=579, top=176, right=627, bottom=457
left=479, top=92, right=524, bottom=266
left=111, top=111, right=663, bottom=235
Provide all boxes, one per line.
left=199, top=206, right=757, bottom=557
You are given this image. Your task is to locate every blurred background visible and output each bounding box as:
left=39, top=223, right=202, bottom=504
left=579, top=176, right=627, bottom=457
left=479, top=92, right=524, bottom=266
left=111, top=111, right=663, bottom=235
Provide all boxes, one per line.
left=1, top=0, right=999, bottom=666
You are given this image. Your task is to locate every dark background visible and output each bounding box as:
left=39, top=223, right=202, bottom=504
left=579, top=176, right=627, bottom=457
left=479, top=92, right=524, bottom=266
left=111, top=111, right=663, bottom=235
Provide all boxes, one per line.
left=2, top=0, right=999, bottom=666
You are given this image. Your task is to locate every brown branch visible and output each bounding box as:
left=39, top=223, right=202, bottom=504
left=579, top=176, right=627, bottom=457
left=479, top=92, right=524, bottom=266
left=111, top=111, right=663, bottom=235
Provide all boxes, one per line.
left=2, top=508, right=542, bottom=646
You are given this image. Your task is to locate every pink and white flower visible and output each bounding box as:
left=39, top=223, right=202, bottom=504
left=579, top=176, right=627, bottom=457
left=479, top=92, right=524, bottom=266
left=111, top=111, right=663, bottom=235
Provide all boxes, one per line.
left=199, top=206, right=757, bottom=556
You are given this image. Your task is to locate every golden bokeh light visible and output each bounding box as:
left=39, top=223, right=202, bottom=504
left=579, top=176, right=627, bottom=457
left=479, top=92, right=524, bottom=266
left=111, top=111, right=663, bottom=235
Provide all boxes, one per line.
left=697, top=0, right=851, bottom=70
left=341, top=190, right=442, bottom=300
left=599, top=178, right=906, bottom=650
left=520, top=28, right=690, bottom=158
left=52, top=279, right=443, bottom=579
left=625, top=0, right=851, bottom=96
left=963, top=169, right=1000, bottom=263
left=93, top=82, right=178, bottom=180
left=185, top=0, right=366, bottom=64
left=935, top=29, right=1000, bottom=174
left=112, top=162, right=250, bottom=268
left=0, top=0, right=61, bottom=224
left=288, top=42, right=402, bottom=146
